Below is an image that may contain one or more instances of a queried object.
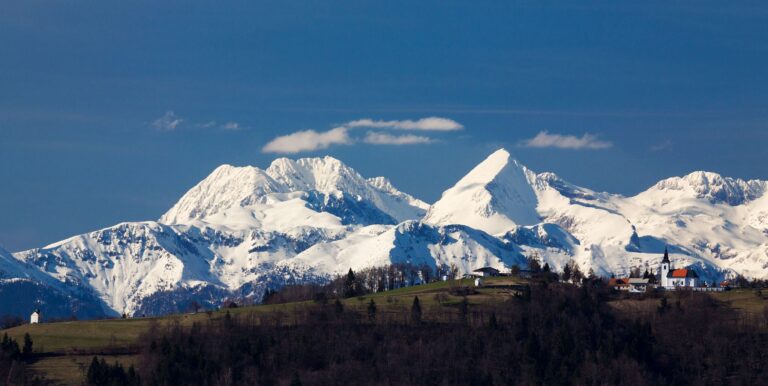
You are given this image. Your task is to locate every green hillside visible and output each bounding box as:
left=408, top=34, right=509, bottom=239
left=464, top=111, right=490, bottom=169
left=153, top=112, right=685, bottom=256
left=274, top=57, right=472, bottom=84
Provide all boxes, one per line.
left=3, top=277, right=525, bottom=385
left=4, top=278, right=766, bottom=386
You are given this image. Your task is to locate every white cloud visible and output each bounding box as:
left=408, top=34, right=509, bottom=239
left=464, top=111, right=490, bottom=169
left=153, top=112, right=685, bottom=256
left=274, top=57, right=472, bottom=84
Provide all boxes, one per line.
left=261, top=116, right=461, bottom=153
left=262, top=127, right=351, bottom=154
left=221, top=121, right=243, bottom=131
left=195, top=120, right=245, bottom=130
left=363, top=132, right=435, bottom=145
left=196, top=120, right=217, bottom=129
left=345, top=117, right=463, bottom=131
left=152, top=111, right=183, bottom=131
left=519, top=131, right=612, bottom=150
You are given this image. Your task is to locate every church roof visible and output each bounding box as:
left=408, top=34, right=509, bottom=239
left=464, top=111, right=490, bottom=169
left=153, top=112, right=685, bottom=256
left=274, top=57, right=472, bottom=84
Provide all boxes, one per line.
left=667, top=269, right=699, bottom=278
left=608, top=278, right=629, bottom=286
left=473, top=267, right=500, bottom=273
left=662, top=248, right=670, bottom=264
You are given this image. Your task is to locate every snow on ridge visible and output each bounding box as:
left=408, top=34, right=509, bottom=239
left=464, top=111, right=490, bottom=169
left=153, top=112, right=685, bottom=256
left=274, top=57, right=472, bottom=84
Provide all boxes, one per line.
left=424, top=148, right=541, bottom=234
left=11, top=149, right=768, bottom=319
left=367, top=176, right=430, bottom=211
left=161, top=156, right=427, bottom=228
left=422, top=148, right=768, bottom=281
left=640, top=171, right=766, bottom=206
left=160, top=164, right=282, bottom=225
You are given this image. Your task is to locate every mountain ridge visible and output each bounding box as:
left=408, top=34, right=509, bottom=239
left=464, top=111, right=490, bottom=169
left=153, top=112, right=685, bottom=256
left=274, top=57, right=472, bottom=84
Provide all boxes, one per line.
left=4, top=149, right=768, bottom=319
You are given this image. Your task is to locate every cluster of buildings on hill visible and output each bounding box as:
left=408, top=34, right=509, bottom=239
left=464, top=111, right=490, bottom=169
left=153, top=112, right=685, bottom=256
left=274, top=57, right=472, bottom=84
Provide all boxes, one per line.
left=608, top=249, right=727, bottom=293
left=466, top=249, right=727, bottom=294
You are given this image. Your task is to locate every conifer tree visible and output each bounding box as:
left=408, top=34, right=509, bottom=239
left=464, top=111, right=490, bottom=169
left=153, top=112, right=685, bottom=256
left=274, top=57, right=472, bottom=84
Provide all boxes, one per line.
left=22, top=333, right=32, bottom=356
left=562, top=263, right=572, bottom=282
left=334, top=298, right=344, bottom=316
left=571, top=262, right=584, bottom=283
left=488, top=312, right=499, bottom=330
left=459, top=296, right=469, bottom=322
left=411, top=296, right=422, bottom=323
left=367, top=299, right=377, bottom=321
left=343, top=268, right=357, bottom=298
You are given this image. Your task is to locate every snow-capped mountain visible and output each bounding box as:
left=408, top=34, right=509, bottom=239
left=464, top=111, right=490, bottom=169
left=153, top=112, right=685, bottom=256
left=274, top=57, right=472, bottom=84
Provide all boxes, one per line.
left=6, top=150, right=768, bottom=319
left=285, top=221, right=526, bottom=275
left=160, top=157, right=428, bottom=229
left=11, top=156, right=431, bottom=317
left=424, top=149, right=541, bottom=234
left=426, top=148, right=768, bottom=281
left=0, top=244, right=108, bottom=319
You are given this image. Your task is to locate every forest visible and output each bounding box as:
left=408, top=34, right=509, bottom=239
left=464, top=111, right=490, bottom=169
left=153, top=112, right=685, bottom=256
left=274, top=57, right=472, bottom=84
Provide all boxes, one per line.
left=1, top=332, right=45, bottom=385
left=85, top=278, right=767, bottom=386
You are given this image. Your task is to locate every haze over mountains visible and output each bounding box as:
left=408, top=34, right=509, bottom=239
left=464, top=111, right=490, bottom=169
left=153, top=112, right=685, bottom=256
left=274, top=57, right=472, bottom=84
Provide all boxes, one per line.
left=2, top=149, right=768, bottom=318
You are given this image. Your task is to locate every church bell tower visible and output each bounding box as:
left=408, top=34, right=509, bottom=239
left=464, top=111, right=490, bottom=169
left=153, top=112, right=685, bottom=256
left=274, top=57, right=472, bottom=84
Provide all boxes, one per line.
left=660, top=248, right=671, bottom=287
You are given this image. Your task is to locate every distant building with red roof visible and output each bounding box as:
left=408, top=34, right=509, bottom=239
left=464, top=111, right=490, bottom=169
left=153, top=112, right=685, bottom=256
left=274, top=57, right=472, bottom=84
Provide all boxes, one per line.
left=607, top=277, right=630, bottom=291
left=659, top=249, right=699, bottom=289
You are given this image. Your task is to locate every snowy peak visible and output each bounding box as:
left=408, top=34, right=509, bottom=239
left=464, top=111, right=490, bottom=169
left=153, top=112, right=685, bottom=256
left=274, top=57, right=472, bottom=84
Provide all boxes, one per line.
left=452, top=149, right=534, bottom=187
left=424, top=149, right=540, bottom=234
left=160, top=156, right=427, bottom=227
left=11, top=149, right=768, bottom=321
left=641, top=171, right=766, bottom=206
left=160, top=164, right=282, bottom=225
left=367, top=176, right=429, bottom=211
left=266, top=156, right=363, bottom=194
left=367, top=176, right=397, bottom=193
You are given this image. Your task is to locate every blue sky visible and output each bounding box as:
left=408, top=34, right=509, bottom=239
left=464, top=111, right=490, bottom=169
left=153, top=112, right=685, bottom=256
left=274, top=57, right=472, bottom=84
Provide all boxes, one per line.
left=2, top=1, right=768, bottom=251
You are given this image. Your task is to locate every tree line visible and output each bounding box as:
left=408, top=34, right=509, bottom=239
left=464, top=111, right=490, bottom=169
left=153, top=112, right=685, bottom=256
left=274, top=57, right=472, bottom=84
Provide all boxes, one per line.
left=74, top=279, right=768, bottom=386
left=263, top=263, right=455, bottom=304
left=0, top=332, right=44, bottom=385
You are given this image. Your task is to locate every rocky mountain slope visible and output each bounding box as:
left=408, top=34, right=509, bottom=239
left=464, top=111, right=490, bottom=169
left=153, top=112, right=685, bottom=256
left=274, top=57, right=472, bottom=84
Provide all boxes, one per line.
left=9, top=157, right=435, bottom=317
left=4, top=150, right=768, bottom=319
left=426, top=149, right=768, bottom=280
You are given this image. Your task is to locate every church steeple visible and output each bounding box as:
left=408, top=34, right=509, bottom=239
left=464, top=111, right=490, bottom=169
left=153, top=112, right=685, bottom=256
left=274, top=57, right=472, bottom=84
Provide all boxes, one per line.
left=660, top=247, right=671, bottom=288
left=662, top=248, right=670, bottom=264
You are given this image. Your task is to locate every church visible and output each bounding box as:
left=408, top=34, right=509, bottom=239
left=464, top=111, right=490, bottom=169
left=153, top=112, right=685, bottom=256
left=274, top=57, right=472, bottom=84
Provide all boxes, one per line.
left=660, top=249, right=699, bottom=289
left=30, top=309, right=41, bottom=324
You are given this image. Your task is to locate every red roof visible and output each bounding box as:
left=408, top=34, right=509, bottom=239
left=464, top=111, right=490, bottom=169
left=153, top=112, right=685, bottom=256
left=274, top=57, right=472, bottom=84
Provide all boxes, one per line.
left=670, top=269, right=691, bottom=278
left=608, top=278, right=629, bottom=286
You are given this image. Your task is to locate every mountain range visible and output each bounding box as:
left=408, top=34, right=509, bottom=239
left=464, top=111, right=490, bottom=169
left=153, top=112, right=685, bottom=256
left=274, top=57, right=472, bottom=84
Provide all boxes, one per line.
left=2, top=149, right=768, bottom=319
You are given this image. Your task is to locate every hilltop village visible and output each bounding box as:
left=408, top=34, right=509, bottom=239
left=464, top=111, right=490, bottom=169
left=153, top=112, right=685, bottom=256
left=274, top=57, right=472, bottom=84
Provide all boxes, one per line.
left=465, top=248, right=731, bottom=296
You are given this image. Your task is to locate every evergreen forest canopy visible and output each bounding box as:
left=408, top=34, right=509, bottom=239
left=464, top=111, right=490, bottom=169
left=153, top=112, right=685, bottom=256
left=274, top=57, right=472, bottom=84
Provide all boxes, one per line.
left=83, top=278, right=767, bottom=386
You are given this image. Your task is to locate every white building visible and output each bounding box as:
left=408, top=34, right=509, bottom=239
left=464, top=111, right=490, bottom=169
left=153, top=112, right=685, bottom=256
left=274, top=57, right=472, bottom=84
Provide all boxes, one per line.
left=30, top=309, right=41, bottom=324
left=472, top=267, right=500, bottom=277
left=628, top=278, right=649, bottom=293
left=660, top=249, right=699, bottom=289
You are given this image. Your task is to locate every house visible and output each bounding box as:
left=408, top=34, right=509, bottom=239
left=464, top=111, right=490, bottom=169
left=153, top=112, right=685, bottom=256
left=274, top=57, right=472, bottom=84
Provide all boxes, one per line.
left=660, top=249, right=699, bottom=289
left=628, top=278, right=649, bottom=293
left=472, top=267, right=500, bottom=277
left=607, top=277, right=630, bottom=291
left=30, top=309, right=41, bottom=324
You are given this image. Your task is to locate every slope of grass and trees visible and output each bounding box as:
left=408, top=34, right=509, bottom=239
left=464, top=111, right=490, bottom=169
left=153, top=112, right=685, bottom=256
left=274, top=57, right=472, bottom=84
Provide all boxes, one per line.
left=2, top=262, right=768, bottom=385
